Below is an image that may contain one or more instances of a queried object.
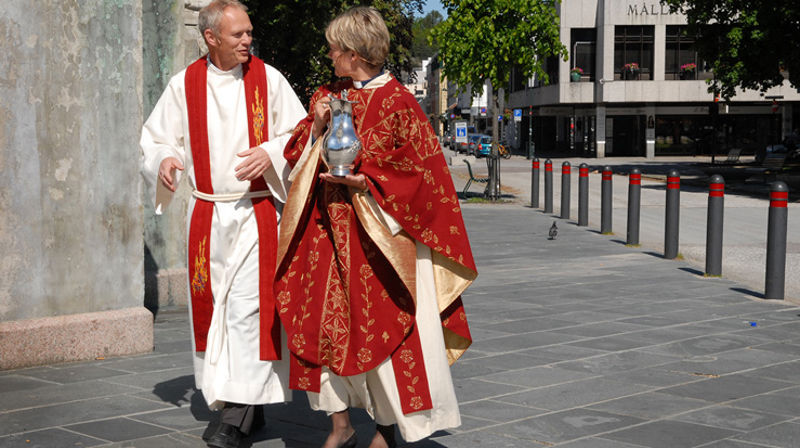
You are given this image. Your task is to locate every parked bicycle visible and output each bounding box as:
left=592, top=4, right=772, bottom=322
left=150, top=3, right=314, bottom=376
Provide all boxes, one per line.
left=498, top=144, right=511, bottom=159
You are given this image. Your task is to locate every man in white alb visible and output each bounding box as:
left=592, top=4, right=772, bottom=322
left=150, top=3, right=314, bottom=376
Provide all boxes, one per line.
left=140, top=1, right=305, bottom=447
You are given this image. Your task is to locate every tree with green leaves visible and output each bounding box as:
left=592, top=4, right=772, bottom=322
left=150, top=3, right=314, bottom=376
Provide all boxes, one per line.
left=411, top=10, right=443, bottom=67
left=662, top=0, right=800, bottom=100
left=243, top=0, right=423, bottom=104
left=431, top=0, right=567, bottom=200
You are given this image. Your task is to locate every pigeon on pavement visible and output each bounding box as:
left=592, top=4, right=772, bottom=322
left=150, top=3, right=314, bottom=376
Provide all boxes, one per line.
left=548, top=221, right=558, bottom=240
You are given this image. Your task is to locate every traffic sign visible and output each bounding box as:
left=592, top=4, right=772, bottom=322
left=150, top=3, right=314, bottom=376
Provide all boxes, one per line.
left=513, top=108, right=522, bottom=122
left=455, top=122, right=467, bottom=144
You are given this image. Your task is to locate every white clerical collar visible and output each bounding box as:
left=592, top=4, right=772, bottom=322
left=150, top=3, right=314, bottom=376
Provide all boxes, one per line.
left=207, top=60, right=242, bottom=76
left=353, top=71, right=389, bottom=89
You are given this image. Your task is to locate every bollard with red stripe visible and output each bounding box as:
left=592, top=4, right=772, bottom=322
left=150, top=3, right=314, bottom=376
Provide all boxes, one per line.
left=578, top=163, right=589, bottom=226
left=531, top=158, right=540, bottom=208
left=627, top=169, right=642, bottom=246
left=664, top=170, right=681, bottom=259
left=765, top=181, right=789, bottom=299
left=601, top=166, right=613, bottom=234
left=561, top=162, right=571, bottom=219
left=705, top=175, right=724, bottom=276
left=544, top=159, right=554, bottom=214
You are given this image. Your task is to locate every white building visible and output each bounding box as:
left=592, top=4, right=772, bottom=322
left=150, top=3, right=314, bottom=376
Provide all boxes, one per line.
left=506, top=0, right=799, bottom=158
left=405, top=58, right=430, bottom=106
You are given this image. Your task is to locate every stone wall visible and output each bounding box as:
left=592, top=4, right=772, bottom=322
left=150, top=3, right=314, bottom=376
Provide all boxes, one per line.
left=141, top=0, right=210, bottom=313
left=0, top=0, right=151, bottom=369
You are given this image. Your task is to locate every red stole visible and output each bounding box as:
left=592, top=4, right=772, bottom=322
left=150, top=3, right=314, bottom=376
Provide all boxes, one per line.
left=185, top=55, right=281, bottom=360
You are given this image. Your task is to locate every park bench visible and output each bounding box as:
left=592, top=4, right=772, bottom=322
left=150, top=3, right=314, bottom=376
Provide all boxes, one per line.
left=723, top=148, right=742, bottom=164
left=762, top=153, right=787, bottom=170
left=462, top=159, right=489, bottom=196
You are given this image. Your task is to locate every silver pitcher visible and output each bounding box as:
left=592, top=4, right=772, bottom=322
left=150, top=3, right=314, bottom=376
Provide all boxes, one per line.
left=322, top=91, right=361, bottom=177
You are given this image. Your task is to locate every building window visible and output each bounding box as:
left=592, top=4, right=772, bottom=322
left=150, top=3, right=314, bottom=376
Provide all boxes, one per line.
left=534, top=55, right=559, bottom=87
left=511, top=65, right=527, bottom=92
left=571, top=28, right=596, bottom=81
left=614, top=26, right=654, bottom=80
left=665, top=26, right=712, bottom=80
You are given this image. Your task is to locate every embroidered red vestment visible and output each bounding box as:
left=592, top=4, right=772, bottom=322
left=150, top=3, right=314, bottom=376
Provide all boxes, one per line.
left=185, top=55, right=282, bottom=360
left=276, top=75, right=476, bottom=414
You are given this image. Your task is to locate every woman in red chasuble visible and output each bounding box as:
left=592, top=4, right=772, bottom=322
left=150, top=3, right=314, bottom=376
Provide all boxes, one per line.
left=275, top=7, right=477, bottom=448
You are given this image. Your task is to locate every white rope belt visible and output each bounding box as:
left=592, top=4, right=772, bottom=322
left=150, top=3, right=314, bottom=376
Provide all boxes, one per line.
left=192, top=190, right=271, bottom=202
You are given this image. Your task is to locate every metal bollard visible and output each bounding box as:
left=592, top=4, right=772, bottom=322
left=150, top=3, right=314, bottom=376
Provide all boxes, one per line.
left=531, top=158, right=540, bottom=208
left=561, top=162, right=571, bottom=219
left=601, top=166, right=612, bottom=234
left=578, top=163, right=589, bottom=226
left=664, top=170, right=681, bottom=259
left=544, top=159, right=553, bottom=214
left=627, top=169, right=641, bottom=246
left=765, top=181, right=789, bottom=300
left=705, top=175, right=724, bottom=276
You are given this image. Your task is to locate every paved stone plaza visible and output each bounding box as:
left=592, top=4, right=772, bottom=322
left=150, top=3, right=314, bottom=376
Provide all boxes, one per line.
left=2, top=193, right=800, bottom=446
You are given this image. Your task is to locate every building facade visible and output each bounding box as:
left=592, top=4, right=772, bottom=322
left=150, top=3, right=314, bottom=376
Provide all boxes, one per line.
left=507, top=0, right=800, bottom=158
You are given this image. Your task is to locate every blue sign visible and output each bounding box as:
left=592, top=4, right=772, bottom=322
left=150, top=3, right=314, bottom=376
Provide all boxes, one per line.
left=455, top=122, right=468, bottom=144
left=513, top=108, right=522, bottom=123
left=498, top=115, right=503, bottom=122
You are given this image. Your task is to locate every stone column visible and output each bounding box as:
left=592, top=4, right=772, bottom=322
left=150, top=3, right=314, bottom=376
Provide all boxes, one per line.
left=646, top=105, right=656, bottom=159
left=142, top=0, right=210, bottom=313
left=596, top=105, right=607, bottom=158
left=0, top=0, right=151, bottom=369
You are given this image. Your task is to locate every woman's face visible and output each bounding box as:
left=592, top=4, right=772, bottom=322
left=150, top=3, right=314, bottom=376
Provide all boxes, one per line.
left=328, top=42, right=355, bottom=78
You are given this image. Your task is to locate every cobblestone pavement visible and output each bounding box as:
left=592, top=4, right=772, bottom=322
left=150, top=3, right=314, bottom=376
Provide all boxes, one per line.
left=2, top=161, right=800, bottom=447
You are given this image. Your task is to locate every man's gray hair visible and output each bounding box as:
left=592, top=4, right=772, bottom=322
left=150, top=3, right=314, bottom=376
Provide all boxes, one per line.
left=198, top=0, right=248, bottom=35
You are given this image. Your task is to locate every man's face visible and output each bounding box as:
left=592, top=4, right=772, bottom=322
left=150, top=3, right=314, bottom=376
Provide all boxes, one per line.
left=206, top=6, right=253, bottom=71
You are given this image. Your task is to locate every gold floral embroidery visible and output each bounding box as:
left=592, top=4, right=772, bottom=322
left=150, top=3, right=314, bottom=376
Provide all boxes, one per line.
left=252, top=86, right=265, bottom=145
left=399, top=349, right=414, bottom=363
left=292, top=333, right=306, bottom=350
left=357, top=347, right=373, bottom=364
left=191, top=236, right=208, bottom=295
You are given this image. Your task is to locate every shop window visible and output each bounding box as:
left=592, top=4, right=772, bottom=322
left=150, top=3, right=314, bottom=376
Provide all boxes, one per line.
left=614, top=26, right=654, bottom=80
left=655, top=116, right=711, bottom=155
left=665, top=26, right=712, bottom=80
left=570, top=28, right=596, bottom=82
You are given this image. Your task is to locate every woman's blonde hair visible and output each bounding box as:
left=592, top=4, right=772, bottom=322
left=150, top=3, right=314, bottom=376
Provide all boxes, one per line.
left=325, top=7, right=390, bottom=69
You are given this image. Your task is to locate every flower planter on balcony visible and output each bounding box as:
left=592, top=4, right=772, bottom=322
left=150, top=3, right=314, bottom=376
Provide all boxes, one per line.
left=623, top=69, right=640, bottom=80
left=680, top=71, right=695, bottom=80
left=570, top=72, right=582, bottom=82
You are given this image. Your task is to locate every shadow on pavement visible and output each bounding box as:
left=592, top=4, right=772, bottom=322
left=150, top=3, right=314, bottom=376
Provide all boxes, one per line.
left=731, top=287, right=765, bottom=299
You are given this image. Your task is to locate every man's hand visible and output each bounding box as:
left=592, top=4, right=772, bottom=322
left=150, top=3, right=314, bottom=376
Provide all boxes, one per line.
left=319, top=172, right=367, bottom=191
left=311, top=96, right=332, bottom=139
left=158, top=157, right=184, bottom=192
left=235, top=147, right=272, bottom=181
